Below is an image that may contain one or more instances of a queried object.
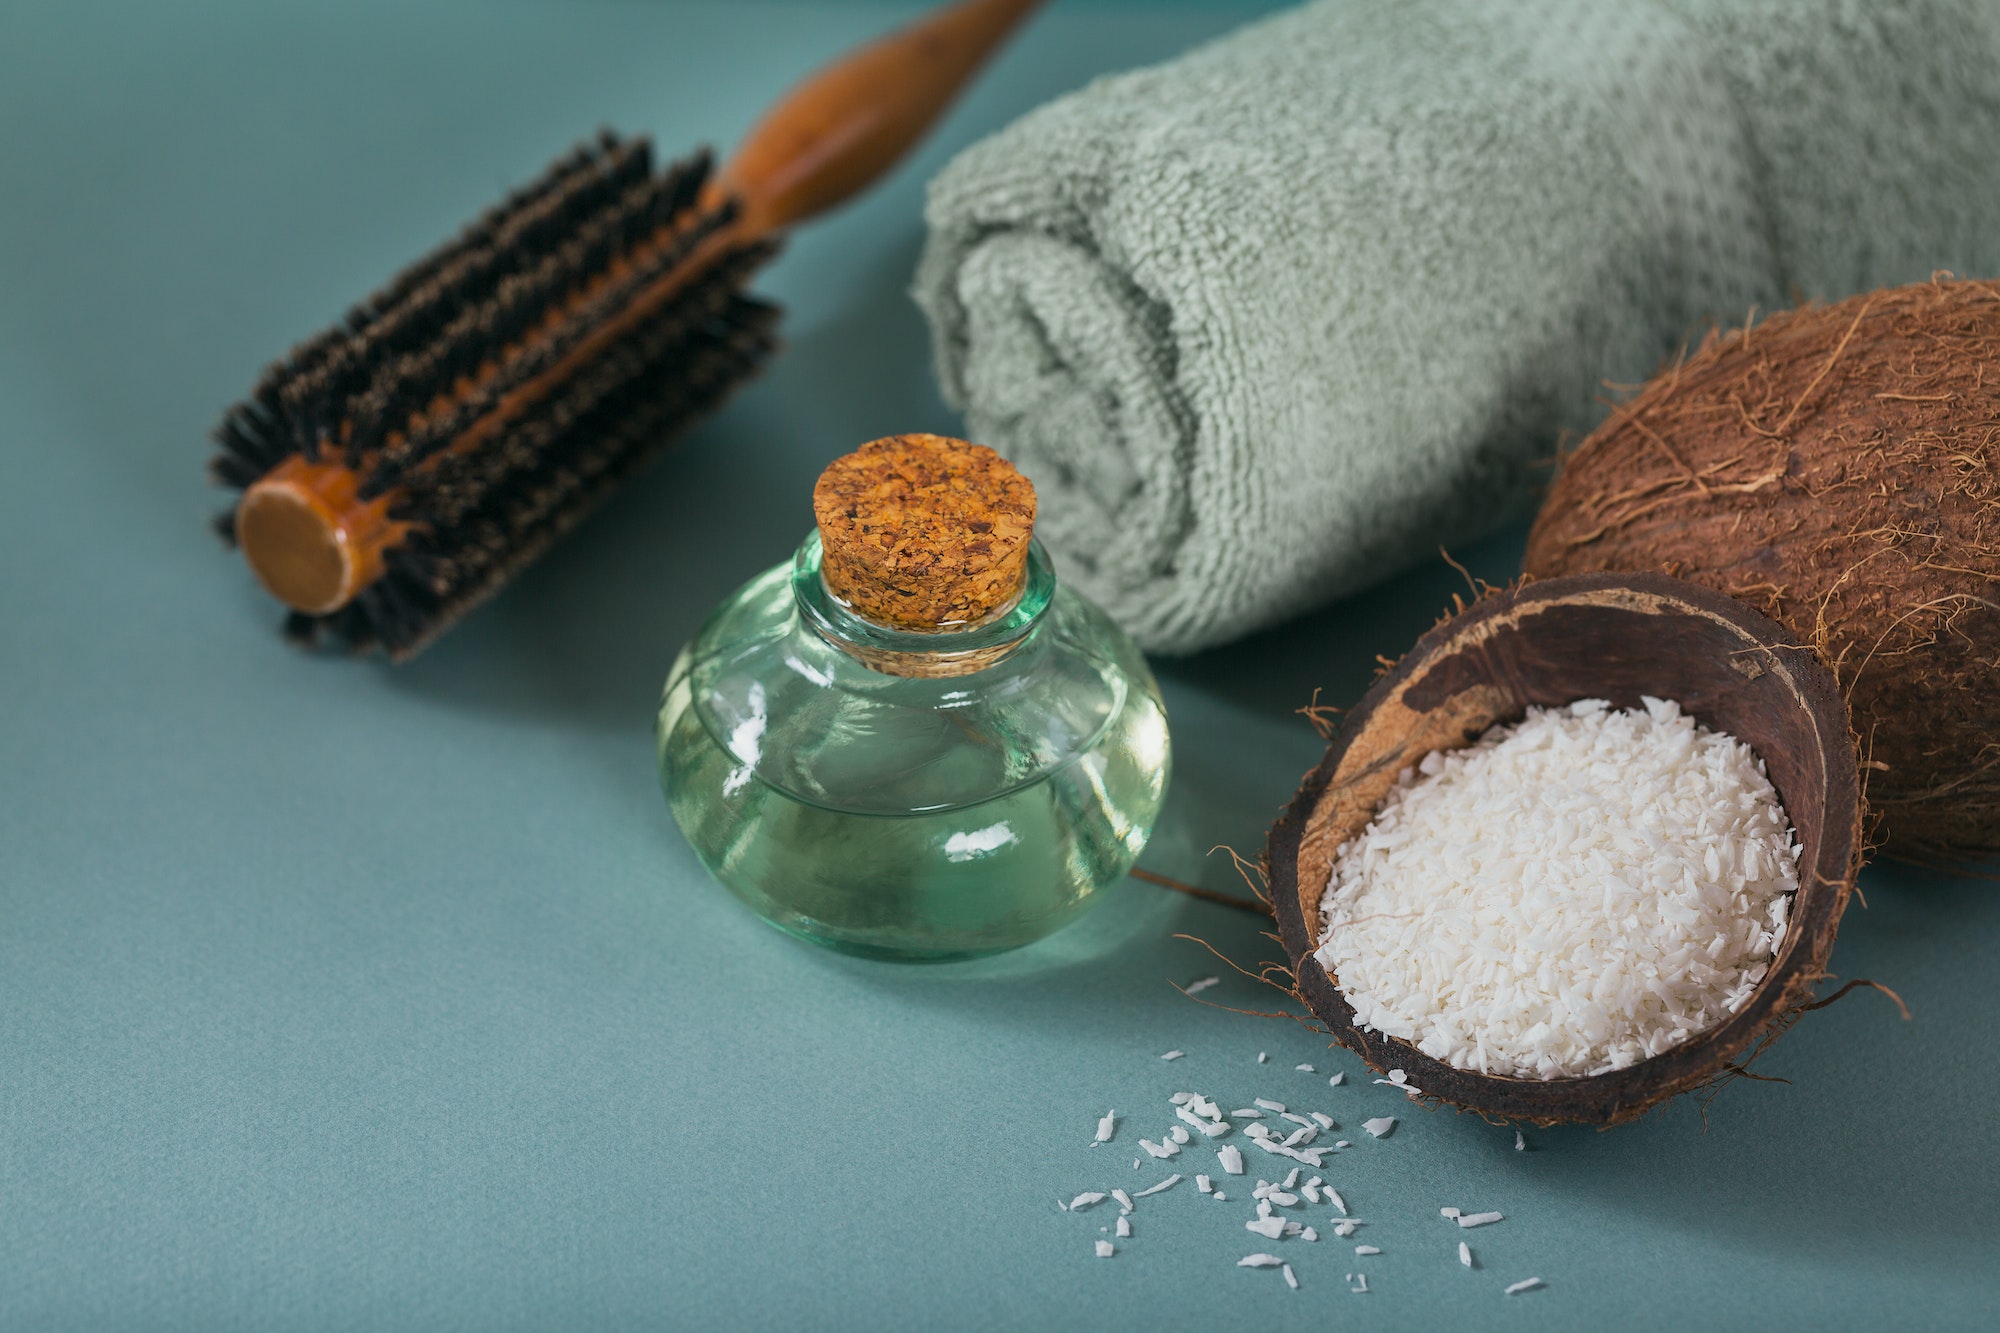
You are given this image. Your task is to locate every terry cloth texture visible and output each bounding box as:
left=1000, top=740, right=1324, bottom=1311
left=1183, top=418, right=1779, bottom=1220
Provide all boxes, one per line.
left=915, top=0, right=2000, bottom=652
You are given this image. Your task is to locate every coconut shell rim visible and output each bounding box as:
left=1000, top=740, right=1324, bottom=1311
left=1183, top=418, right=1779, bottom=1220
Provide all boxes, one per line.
left=1266, top=571, right=1863, bottom=1127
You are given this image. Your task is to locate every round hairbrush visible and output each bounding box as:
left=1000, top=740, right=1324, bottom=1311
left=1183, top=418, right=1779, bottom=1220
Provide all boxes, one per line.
left=209, top=0, right=1041, bottom=659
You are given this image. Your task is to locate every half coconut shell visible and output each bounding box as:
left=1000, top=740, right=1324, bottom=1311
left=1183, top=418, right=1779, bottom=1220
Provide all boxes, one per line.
left=1266, top=572, right=1862, bottom=1126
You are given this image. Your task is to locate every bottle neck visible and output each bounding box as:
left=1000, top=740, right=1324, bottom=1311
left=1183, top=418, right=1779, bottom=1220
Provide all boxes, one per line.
left=791, top=529, right=1056, bottom=678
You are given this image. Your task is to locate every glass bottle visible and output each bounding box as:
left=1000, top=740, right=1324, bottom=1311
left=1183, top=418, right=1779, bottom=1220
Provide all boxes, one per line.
left=656, top=434, right=1171, bottom=962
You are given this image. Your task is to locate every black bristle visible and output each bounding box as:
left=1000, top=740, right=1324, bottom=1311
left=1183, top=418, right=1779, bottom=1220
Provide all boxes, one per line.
left=208, top=133, right=780, bottom=657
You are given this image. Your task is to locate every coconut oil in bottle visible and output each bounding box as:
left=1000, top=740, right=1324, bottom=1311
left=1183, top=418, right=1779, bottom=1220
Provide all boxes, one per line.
left=656, top=434, right=1171, bottom=961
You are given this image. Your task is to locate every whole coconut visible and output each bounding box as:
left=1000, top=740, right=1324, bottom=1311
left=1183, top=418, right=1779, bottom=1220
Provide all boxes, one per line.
left=1525, top=277, right=2000, bottom=863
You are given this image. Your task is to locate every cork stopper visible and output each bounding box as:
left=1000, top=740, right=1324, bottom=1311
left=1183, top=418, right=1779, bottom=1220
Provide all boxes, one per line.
left=812, top=433, right=1036, bottom=632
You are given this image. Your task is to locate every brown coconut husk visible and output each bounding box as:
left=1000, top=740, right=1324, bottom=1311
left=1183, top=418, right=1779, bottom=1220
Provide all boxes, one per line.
left=1525, top=277, right=2000, bottom=864
left=1265, top=573, right=1863, bottom=1126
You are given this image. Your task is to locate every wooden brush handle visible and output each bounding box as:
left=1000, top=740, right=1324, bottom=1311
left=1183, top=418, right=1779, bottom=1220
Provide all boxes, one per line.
left=717, top=0, right=1044, bottom=237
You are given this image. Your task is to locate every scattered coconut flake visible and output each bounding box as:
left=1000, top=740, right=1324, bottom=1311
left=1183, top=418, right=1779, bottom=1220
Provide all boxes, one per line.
left=1133, top=1175, right=1181, bottom=1197
left=1334, top=1221, right=1358, bottom=1237
left=1217, top=1145, right=1245, bottom=1175
left=1095, top=1240, right=1115, bottom=1258
left=1231, top=1108, right=1263, bottom=1119
left=1254, top=1099, right=1287, bottom=1113
left=1354, top=1245, right=1381, bottom=1255
left=1374, top=1076, right=1424, bottom=1099
left=1282, top=1126, right=1319, bottom=1148
left=1326, top=1188, right=1348, bottom=1216
left=1335, top=1141, right=1351, bottom=1150
left=1169, top=1125, right=1191, bottom=1145
left=1459, top=1241, right=1474, bottom=1268
left=1169, top=1091, right=1194, bottom=1105
left=1283, top=1263, right=1299, bottom=1290
left=1505, top=1278, right=1545, bottom=1295
left=1302, top=1227, right=1319, bottom=1242
left=1514, top=1129, right=1527, bottom=1152
left=1246, top=1217, right=1287, bottom=1239
left=1329, top=1072, right=1345, bottom=1086
left=1258, top=1052, right=1269, bottom=1064
left=1282, top=1168, right=1301, bottom=1189
left=1116, top=1216, right=1132, bottom=1238
left=1362, top=1117, right=1396, bottom=1138
left=1131, top=1159, right=1141, bottom=1170
left=1302, top=1183, right=1321, bottom=1204
left=1238, top=1254, right=1284, bottom=1268
left=1440, top=1207, right=1461, bottom=1220
left=1111, top=1189, right=1134, bottom=1213
left=1095, top=1111, right=1117, bottom=1143
left=1069, top=1192, right=1107, bottom=1211
left=1160, top=1051, right=1185, bottom=1061
left=1350, top=1274, right=1370, bottom=1294
left=1177, top=1106, right=1229, bottom=1136
left=1296, top=1064, right=1315, bottom=1072
left=1196, top=1175, right=1214, bottom=1194
left=1244, top=1123, right=1273, bottom=1139
left=1185, top=976, right=1220, bottom=995
left=1283, top=1223, right=1303, bottom=1237
left=1280, top=1112, right=1314, bottom=1127
left=1310, top=1112, right=1335, bottom=1130
left=1457, top=1212, right=1504, bottom=1229
left=1139, top=1139, right=1178, bottom=1160
left=1213, top=1192, right=1227, bottom=1201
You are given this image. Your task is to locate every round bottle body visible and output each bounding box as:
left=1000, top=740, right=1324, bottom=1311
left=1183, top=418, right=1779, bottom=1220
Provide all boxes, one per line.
left=657, top=538, right=1170, bottom=961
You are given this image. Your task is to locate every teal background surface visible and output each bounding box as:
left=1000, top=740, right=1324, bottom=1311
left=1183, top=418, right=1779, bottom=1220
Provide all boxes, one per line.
left=0, top=1, right=1992, bottom=1328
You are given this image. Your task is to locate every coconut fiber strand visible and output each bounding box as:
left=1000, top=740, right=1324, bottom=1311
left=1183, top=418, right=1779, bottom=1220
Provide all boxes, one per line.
left=914, top=0, right=2000, bottom=653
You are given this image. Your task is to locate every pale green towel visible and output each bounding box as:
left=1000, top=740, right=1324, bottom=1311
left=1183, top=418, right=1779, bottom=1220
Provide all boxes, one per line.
left=915, top=0, right=2000, bottom=652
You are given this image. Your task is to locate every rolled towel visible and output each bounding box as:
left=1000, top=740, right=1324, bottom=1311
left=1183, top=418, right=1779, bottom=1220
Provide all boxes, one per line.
left=915, top=0, right=2000, bottom=652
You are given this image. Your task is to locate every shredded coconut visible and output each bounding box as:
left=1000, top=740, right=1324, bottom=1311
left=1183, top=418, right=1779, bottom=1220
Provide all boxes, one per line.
left=1096, top=1240, right=1115, bottom=1258
left=1459, top=1241, right=1474, bottom=1268
left=1315, top=698, right=1798, bottom=1078
left=1362, top=1118, right=1396, bottom=1139
left=1160, top=1050, right=1185, bottom=1061
left=1505, top=1278, right=1545, bottom=1295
